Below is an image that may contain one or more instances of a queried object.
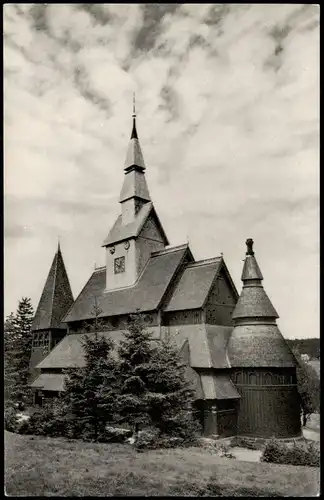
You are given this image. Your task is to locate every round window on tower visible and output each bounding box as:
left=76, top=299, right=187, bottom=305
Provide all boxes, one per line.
left=109, top=246, right=115, bottom=254
left=124, top=240, right=130, bottom=250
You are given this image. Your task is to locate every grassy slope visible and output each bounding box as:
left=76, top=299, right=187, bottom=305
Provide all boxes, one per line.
left=5, top=431, right=320, bottom=497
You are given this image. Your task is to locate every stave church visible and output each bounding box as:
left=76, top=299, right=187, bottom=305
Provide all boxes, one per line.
left=29, top=104, right=302, bottom=440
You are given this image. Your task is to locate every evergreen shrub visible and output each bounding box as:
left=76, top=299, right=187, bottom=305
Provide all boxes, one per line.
left=4, top=406, right=20, bottom=433
left=261, top=438, right=319, bottom=467
left=26, top=400, right=67, bottom=437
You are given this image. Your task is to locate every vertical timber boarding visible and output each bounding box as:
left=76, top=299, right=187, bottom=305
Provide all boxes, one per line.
left=232, top=369, right=301, bottom=438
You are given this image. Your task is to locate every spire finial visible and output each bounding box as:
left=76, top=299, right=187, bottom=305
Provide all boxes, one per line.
left=130, top=92, right=138, bottom=139
left=246, top=238, right=254, bottom=256
left=58, top=236, right=61, bottom=252
left=132, top=92, right=136, bottom=118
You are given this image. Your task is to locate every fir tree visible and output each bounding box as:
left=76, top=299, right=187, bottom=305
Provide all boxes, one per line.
left=6, top=298, right=34, bottom=407
left=117, top=314, right=158, bottom=434
left=146, top=336, right=199, bottom=439
left=62, top=299, right=120, bottom=441
left=4, top=312, right=18, bottom=380
left=117, top=314, right=200, bottom=442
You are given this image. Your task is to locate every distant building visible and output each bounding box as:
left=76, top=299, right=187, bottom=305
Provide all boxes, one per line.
left=29, top=107, right=301, bottom=440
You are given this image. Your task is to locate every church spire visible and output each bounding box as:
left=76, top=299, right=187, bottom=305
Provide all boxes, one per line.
left=119, top=96, right=151, bottom=211
left=241, top=238, right=263, bottom=284
left=232, top=238, right=278, bottom=321
left=124, top=94, right=145, bottom=172
left=131, top=93, right=138, bottom=140
left=32, top=244, right=74, bottom=331
left=227, top=238, right=296, bottom=368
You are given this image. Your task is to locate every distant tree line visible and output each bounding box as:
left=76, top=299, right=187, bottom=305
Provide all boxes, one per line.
left=286, top=338, right=320, bottom=360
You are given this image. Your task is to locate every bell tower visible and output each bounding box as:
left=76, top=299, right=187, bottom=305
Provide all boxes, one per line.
left=102, top=96, right=168, bottom=291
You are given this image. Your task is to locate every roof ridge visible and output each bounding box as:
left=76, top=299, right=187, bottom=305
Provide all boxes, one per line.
left=151, top=243, right=189, bottom=256
left=185, top=257, right=222, bottom=268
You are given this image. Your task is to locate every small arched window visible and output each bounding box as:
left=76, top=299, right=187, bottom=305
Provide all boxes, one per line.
left=249, top=372, right=257, bottom=385
left=264, top=372, right=273, bottom=385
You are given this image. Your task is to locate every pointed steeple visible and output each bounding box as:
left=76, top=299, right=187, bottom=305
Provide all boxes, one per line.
left=232, top=239, right=278, bottom=320
left=32, top=244, right=74, bottom=331
left=124, top=93, right=146, bottom=172
left=119, top=96, right=151, bottom=217
left=130, top=93, right=138, bottom=140
left=241, top=238, right=263, bottom=283
left=227, top=238, right=296, bottom=368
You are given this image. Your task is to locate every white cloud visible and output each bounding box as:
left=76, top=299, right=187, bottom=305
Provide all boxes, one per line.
left=4, top=4, right=319, bottom=339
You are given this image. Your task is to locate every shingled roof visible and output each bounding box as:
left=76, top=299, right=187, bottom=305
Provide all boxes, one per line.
left=124, top=115, right=146, bottom=171
left=227, top=324, right=296, bottom=367
left=102, top=202, right=169, bottom=247
left=36, top=328, right=160, bottom=370
left=164, top=258, right=222, bottom=312
left=35, top=332, right=239, bottom=398
left=232, top=286, right=279, bottom=319
left=32, top=244, right=74, bottom=331
left=64, top=244, right=190, bottom=323
left=232, top=240, right=278, bottom=321
left=119, top=169, right=151, bottom=203
left=228, top=239, right=296, bottom=368
left=161, top=324, right=233, bottom=369
left=200, top=374, right=240, bottom=400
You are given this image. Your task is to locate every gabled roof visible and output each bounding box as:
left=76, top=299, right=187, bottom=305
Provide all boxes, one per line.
left=64, top=244, right=190, bottom=322
left=164, top=258, right=222, bottom=312
left=32, top=245, right=74, bottom=331
left=102, top=202, right=169, bottom=247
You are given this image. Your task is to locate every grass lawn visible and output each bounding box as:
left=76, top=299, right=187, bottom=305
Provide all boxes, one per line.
left=5, top=431, right=320, bottom=497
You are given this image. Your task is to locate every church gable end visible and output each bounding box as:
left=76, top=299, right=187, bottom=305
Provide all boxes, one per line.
left=136, top=212, right=166, bottom=276
left=204, top=266, right=237, bottom=326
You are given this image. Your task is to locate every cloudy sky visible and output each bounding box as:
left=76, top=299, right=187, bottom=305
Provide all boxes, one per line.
left=4, top=4, right=319, bottom=339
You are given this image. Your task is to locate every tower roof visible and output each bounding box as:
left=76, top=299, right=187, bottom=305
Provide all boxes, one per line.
left=124, top=95, right=145, bottom=172
left=228, top=238, right=295, bottom=368
left=232, top=239, right=278, bottom=320
left=32, top=243, right=74, bottom=331
left=241, top=238, right=263, bottom=281
left=119, top=168, right=151, bottom=203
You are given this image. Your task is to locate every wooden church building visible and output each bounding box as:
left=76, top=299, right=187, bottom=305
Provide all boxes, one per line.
left=29, top=106, right=302, bottom=440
